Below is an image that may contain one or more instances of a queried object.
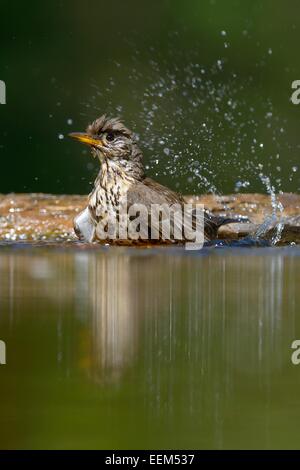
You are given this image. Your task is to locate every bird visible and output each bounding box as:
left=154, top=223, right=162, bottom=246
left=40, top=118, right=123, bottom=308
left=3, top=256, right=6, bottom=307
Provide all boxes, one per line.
left=69, top=115, right=240, bottom=246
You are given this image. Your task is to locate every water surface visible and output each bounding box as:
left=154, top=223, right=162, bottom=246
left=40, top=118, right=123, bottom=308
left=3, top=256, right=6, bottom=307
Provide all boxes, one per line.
left=0, top=246, right=300, bottom=449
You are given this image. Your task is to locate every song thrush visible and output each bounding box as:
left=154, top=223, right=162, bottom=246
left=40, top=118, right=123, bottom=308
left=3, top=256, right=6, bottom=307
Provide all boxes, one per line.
left=69, top=115, right=238, bottom=245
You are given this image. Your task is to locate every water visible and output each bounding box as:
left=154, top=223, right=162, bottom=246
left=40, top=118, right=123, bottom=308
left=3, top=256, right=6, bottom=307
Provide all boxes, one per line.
left=1, top=246, right=300, bottom=449
left=255, top=174, right=285, bottom=245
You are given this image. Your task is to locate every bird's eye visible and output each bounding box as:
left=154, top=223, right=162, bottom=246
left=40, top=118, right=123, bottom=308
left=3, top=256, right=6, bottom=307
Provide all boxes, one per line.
left=106, top=132, right=115, bottom=142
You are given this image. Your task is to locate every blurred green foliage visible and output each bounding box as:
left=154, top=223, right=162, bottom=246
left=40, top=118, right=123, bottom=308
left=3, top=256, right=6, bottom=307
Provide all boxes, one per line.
left=0, top=0, right=299, bottom=194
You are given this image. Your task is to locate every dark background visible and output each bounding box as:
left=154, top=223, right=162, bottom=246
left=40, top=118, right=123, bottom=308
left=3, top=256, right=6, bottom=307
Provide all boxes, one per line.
left=0, top=0, right=299, bottom=195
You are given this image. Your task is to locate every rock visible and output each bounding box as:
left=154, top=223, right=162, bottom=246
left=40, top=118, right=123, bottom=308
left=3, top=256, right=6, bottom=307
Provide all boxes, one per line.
left=218, top=221, right=300, bottom=245
left=0, top=193, right=85, bottom=242
left=185, top=193, right=300, bottom=224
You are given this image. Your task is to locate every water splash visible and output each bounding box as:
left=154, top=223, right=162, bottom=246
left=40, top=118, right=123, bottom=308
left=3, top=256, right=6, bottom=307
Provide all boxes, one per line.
left=79, top=32, right=297, bottom=201
left=254, top=174, right=284, bottom=244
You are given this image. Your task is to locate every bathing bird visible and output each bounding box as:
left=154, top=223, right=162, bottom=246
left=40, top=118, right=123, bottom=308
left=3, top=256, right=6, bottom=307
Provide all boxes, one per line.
left=69, top=115, right=238, bottom=245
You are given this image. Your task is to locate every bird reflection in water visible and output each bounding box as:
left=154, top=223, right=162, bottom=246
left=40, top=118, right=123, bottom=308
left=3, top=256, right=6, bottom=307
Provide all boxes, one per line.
left=80, top=252, right=140, bottom=382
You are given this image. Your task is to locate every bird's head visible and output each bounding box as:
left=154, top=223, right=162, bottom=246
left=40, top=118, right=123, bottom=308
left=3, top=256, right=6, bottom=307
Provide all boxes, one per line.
left=69, top=115, right=138, bottom=162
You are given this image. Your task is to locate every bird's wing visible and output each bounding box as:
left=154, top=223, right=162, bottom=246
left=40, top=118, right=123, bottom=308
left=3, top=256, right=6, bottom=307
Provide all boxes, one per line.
left=126, top=178, right=183, bottom=208
left=142, top=177, right=185, bottom=204
left=126, top=179, right=184, bottom=242
left=126, top=178, right=235, bottom=242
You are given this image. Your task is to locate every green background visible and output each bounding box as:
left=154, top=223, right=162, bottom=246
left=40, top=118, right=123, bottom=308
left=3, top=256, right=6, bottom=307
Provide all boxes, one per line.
left=0, top=0, right=299, bottom=195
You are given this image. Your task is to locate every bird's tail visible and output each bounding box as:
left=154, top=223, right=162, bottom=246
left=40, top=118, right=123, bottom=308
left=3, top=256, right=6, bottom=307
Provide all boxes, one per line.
left=203, top=211, right=249, bottom=240
left=214, top=215, right=249, bottom=228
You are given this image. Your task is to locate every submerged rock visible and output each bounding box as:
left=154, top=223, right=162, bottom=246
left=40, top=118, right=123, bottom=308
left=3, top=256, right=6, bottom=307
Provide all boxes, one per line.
left=0, top=192, right=299, bottom=245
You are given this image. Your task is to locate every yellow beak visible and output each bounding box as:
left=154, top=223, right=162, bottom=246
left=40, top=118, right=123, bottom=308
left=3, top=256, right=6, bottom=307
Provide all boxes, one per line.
left=69, top=132, right=103, bottom=147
